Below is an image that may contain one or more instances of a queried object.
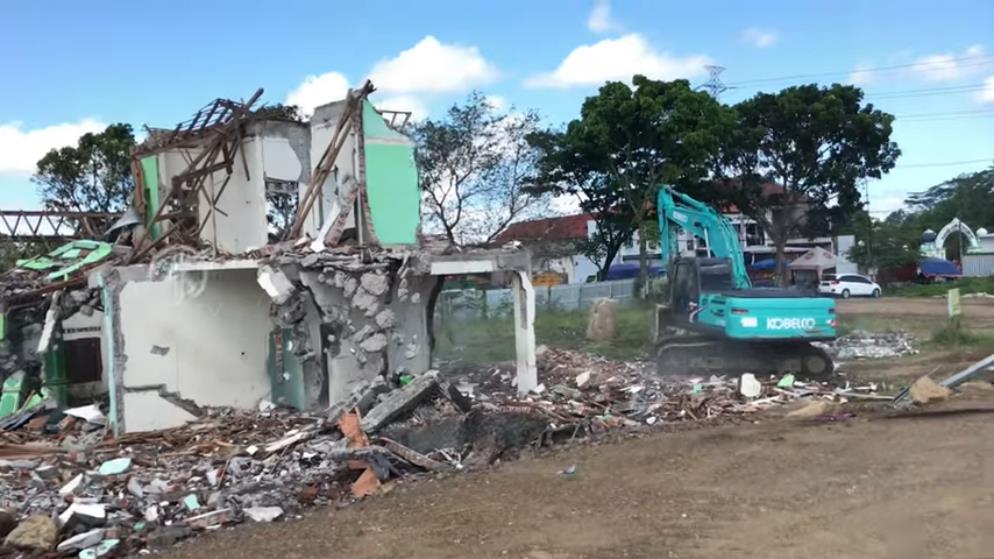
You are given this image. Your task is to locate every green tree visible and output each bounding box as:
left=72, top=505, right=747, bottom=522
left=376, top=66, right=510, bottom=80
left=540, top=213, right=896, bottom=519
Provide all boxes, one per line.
left=846, top=210, right=921, bottom=271
left=413, top=92, right=548, bottom=245
left=33, top=123, right=136, bottom=213
left=717, top=84, right=900, bottom=286
left=530, top=76, right=732, bottom=290
left=907, top=164, right=994, bottom=233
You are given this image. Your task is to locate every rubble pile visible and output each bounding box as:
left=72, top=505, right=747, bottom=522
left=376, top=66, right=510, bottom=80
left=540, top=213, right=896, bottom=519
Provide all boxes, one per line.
left=0, top=347, right=876, bottom=556
left=829, top=330, right=917, bottom=360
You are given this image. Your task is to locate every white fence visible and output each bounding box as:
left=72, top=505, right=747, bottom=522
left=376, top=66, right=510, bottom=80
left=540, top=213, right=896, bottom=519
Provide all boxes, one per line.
left=963, top=254, right=994, bottom=277
left=437, top=278, right=637, bottom=320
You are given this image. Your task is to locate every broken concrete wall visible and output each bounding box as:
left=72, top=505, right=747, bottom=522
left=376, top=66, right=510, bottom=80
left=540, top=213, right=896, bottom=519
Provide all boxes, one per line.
left=116, top=267, right=271, bottom=432
left=273, top=253, right=439, bottom=407
left=155, top=120, right=311, bottom=254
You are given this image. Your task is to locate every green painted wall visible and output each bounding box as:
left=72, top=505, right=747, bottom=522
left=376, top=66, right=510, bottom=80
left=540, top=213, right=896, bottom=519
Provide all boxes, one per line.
left=140, top=156, right=160, bottom=238
left=362, top=100, right=419, bottom=245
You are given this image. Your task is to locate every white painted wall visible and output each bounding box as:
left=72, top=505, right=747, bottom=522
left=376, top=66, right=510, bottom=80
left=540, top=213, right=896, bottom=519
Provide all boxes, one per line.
left=117, top=269, right=272, bottom=430
left=308, top=101, right=359, bottom=238
left=123, top=389, right=198, bottom=433
left=197, top=138, right=268, bottom=252
left=156, top=145, right=269, bottom=254
left=260, top=136, right=304, bottom=183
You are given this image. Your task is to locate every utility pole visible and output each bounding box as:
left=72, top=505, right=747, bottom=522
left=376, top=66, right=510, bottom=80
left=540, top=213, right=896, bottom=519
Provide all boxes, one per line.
left=863, top=180, right=873, bottom=274
left=700, top=65, right=730, bottom=99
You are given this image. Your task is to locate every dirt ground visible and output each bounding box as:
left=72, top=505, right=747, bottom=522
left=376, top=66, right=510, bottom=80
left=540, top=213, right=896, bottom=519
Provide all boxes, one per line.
left=164, top=401, right=994, bottom=559
left=835, top=297, right=994, bottom=384
left=160, top=297, right=994, bottom=559
left=836, top=296, right=994, bottom=326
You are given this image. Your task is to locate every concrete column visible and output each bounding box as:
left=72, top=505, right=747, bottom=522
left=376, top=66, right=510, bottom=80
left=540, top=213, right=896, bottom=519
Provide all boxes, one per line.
left=511, top=270, right=537, bottom=394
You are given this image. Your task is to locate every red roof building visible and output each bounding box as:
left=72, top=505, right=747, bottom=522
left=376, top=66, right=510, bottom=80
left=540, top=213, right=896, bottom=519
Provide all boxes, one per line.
left=493, top=214, right=593, bottom=245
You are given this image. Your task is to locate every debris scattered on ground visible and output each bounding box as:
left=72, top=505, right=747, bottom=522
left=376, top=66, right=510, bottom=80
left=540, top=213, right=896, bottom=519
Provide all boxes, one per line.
left=0, top=346, right=877, bottom=555
left=829, top=330, right=917, bottom=360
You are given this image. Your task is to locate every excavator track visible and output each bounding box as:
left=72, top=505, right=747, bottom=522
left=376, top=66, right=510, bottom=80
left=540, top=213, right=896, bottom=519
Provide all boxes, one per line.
left=655, top=334, right=833, bottom=378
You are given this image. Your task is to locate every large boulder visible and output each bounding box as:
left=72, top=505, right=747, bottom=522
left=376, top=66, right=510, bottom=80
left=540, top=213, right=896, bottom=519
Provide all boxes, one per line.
left=3, top=514, right=56, bottom=552
left=910, top=375, right=951, bottom=405
left=586, top=298, right=618, bottom=342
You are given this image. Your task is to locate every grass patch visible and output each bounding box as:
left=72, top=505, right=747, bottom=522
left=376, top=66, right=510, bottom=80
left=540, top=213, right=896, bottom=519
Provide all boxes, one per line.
left=929, top=319, right=994, bottom=348
left=434, top=303, right=653, bottom=366
left=885, top=277, right=994, bottom=298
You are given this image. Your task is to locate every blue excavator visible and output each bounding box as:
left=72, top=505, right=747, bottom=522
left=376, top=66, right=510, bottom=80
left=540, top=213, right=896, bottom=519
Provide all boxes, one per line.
left=653, top=187, right=837, bottom=376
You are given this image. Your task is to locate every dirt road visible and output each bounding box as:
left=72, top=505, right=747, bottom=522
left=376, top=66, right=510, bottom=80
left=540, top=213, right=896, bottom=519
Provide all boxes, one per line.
left=165, top=404, right=994, bottom=559
left=837, top=296, right=994, bottom=326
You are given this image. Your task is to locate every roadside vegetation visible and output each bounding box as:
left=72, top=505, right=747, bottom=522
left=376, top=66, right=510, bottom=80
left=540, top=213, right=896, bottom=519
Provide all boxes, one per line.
left=885, top=277, right=994, bottom=298
left=434, top=303, right=652, bottom=366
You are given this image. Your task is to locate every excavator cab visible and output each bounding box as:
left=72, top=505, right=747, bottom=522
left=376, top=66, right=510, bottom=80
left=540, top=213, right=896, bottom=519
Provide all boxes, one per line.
left=667, top=257, right=736, bottom=319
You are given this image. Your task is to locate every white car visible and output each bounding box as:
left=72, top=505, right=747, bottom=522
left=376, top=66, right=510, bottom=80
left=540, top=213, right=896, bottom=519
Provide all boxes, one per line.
left=819, top=274, right=881, bottom=298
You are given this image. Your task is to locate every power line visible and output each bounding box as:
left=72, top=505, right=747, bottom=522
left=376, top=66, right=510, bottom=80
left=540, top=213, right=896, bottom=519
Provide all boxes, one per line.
left=867, top=83, right=988, bottom=100
left=896, top=108, right=994, bottom=118
left=895, top=158, right=992, bottom=168
left=726, top=54, right=994, bottom=87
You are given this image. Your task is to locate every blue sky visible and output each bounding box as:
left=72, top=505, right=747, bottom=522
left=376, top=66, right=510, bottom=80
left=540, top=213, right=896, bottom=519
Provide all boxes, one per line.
left=2, top=0, right=993, bottom=216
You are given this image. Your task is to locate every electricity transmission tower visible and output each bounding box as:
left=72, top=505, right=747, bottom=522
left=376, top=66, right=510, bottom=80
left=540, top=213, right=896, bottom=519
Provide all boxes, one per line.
left=700, top=65, right=730, bottom=99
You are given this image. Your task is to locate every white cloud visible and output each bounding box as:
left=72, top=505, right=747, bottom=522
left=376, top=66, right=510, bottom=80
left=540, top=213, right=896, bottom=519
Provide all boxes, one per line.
left=587, top=0, right=618, bottom=34
left=0, top=118, right=106, bottom=176
left=847, top=62, right=876, bottom=86
left=486, top=95, right=508, bottom=111
left=374, top=95, right=429, bottom=122
left=369, top=36, right=498, bottom=94
left=525, top=33, right=710, bottom=88
left=285, top=71, right=350, bottom=117
left=978, top=76, right=994, bottom=104
left=740, top=27, right=778, bottom=48
left=911, top=44, right=987, bottom=81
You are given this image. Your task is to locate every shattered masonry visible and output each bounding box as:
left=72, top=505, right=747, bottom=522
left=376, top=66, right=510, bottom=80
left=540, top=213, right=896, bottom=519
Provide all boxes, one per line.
left=0, top=80, right=537, bottom=438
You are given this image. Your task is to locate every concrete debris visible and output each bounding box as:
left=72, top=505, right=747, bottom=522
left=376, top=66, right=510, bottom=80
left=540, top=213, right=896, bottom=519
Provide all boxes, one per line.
left=3, top=514, right=56, bottom=551
left=97, top=457, right=132, bottom=475
left=359, top=333, right=389, bottom=353
left=361, top=371, right=440, bottom=433
left=257, top=265, right=296, bottom=304
left=64, top=404, right=106, bottom=426
left=186, top=508, right=234, bottom=530
left=360, top=272, right=390, bottom=296
left=59, top=502, right=106, bottom=527
left=909, top=375, right=951, bottom=404
left=830, top=330, right=917, bottom=360
left=57, top=527, right=106, bottom=552
left=0, top=345, right=875, bottom=555
left=585, top=298, right=618, bottom=342
left=59, top=473, right=85, bottom=497
left=78, top=538, right=119, bottom=559
left=243, top=506, right=284, bottom=523
left=575, top=371, right=591, bottom=388
left=739, top=373, right=762, bottom=399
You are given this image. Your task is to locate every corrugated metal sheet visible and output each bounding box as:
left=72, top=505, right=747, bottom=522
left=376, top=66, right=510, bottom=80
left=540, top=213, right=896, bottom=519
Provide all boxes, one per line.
left=963, top=254, right=994, bottom=277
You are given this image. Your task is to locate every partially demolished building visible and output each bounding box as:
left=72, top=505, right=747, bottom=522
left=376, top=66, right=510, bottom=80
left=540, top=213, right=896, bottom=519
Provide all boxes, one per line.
left=0, top=82, right=538, bottom=434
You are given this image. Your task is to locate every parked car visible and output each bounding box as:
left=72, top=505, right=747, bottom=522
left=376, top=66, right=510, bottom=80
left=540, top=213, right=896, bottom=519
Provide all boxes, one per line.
left=818, top=274, right=881, bottom=298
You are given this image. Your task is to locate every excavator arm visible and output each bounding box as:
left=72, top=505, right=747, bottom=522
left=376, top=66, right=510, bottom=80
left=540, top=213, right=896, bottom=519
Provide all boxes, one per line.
left=657, top=187, right=751, bottom=289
